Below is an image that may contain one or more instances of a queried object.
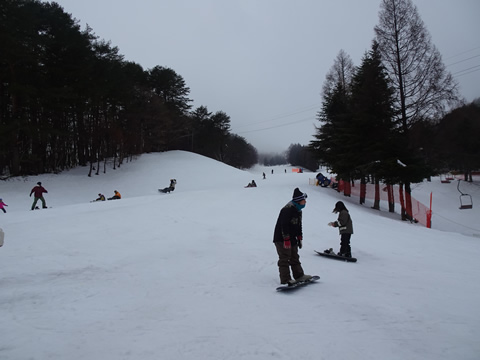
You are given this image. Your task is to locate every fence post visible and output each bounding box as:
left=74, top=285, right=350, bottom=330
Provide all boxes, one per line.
left=426, top=192, right=433, bottom=228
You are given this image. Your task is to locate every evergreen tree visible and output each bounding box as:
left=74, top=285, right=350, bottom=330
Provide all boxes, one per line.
left=0, top=0, right=259, bottom=176
left=286, top=144, right=318, bottom=172
left=310, top=50, right=355, bottom=184
left=310, top=81, right=353, bottom=181
left=148, top=66, right=192, bottom=115
left=348, top=42, right=397, bottom=207
left=432, top=103, right=480, bottom=181
left=223, top=134, right=258, bottom=169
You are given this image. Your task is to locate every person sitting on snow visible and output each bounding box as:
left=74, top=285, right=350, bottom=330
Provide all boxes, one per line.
left=108, top=190, right=121, bottom=200
left=159, top=179, right=177, bottom=193
left=316, top=173, right=331, bottom=187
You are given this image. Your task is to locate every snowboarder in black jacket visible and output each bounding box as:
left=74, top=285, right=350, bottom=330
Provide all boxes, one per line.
left=273, top=188, right=311, bottom=285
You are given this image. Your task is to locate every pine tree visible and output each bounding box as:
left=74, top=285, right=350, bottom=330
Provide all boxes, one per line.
left=348, top=41, right=396, bottom=209
left=310, top=50, right=355, bottom=183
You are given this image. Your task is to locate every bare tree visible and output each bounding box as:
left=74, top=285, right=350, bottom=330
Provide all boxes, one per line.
left=322, top=49, right=356, bottom=98
left=374, top=0, right=460, bottom=132
left=374, top=0, right=460, bottom=221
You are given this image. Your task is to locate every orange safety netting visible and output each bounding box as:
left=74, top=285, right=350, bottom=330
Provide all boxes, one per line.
left=336, top=181, right=431, bottom=227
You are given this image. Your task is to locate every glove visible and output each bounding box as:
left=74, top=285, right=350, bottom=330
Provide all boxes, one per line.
left=297, top=235, right=303, bottom=249
left=283, top=237, right=291, bottom=249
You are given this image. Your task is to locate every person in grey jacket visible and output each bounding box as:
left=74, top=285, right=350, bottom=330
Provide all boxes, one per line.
left=328, top=201, right=353, bottom=258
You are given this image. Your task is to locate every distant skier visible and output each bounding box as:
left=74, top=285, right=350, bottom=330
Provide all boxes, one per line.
left=273, top=188, right=312, bottom=285
left=0, top=198, right=8, bottom=213
left=108, top=190, right=121, bottom=200
left=30, top=182, right=48, bottom=210
left=95, top=193, right=106, bottom=201
left=327, top=201, right=354, bottom=258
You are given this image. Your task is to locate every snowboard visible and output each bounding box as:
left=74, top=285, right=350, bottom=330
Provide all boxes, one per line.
left=276, top=275, right=320, bottom=292
left=314, top=250, right=357, bottom=263
left=158, top=187, right=174, bottom=193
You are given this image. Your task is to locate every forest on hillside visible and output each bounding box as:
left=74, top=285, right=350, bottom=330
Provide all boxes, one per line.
left=0, top=0, right=258, bottom=177
left=1, top=0, right=478, bottom=182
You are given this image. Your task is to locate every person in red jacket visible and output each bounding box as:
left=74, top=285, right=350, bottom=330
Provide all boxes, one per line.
left=0, top=198, right=8, bottom=213
left=30, top=182, right=48, bottom=210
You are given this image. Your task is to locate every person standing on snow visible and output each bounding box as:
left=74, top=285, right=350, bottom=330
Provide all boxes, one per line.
left=328, top=201, right=354, bottom=258
left=30, top=182, right=48, bottom=210
left=273, top=187, right=311, bottom=285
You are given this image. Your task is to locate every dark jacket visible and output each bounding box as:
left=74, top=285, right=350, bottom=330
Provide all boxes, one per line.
left=30, top=185, right=48, bottom=198
left=273, top=201, right=303, bottom=245
left=333, top=209, right=353, bottom=235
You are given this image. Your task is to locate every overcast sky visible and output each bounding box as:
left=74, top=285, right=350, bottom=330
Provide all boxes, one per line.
left=48, top=0, right=480, bottom=153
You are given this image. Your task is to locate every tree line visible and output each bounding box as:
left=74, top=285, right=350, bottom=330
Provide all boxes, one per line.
left=310, top=0, right=479, bottom=219
left=0, top=0, right=258, bottom=178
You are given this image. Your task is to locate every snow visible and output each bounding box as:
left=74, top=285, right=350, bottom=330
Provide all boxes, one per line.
left=1, top=150, right=479, bottom=360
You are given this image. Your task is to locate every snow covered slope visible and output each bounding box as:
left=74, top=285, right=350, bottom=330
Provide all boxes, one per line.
left=1, top=151, right=479, bottom=360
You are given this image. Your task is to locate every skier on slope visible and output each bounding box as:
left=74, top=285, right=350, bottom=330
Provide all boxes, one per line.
left=0, top=198, right=8, bottom=213
left=30, top=182, right=48, bottom=210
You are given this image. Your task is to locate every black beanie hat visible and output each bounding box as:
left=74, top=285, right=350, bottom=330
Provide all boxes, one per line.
left=292, top=188, right=307, bottom=202
left=333, top=201, right=347, bottom=213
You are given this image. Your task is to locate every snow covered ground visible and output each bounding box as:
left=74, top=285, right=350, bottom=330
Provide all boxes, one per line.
left=1, top=151, right=479, bottom=360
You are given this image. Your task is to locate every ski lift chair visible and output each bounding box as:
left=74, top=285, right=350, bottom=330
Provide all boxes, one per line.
left=457, top=180, right=473, bottom=209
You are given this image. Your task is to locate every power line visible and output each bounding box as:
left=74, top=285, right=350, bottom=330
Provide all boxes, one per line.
left=443, top=45, right=480, bottom=79
left=452, top=64, right=480, bottom=77
left=446, top=54, right=480, bottom=68
left=444, top=45, right=480, bottom=61
left=233, top=103, right=320, bottom=130
left=455, top=68, right=480, bottom=77
left=236, top=116, right=316, bottom=134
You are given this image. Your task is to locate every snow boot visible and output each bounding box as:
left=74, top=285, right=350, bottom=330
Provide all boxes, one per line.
left=287, top=279, right=298, bottom=286
left=296, top=274, right=313, bottom=282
